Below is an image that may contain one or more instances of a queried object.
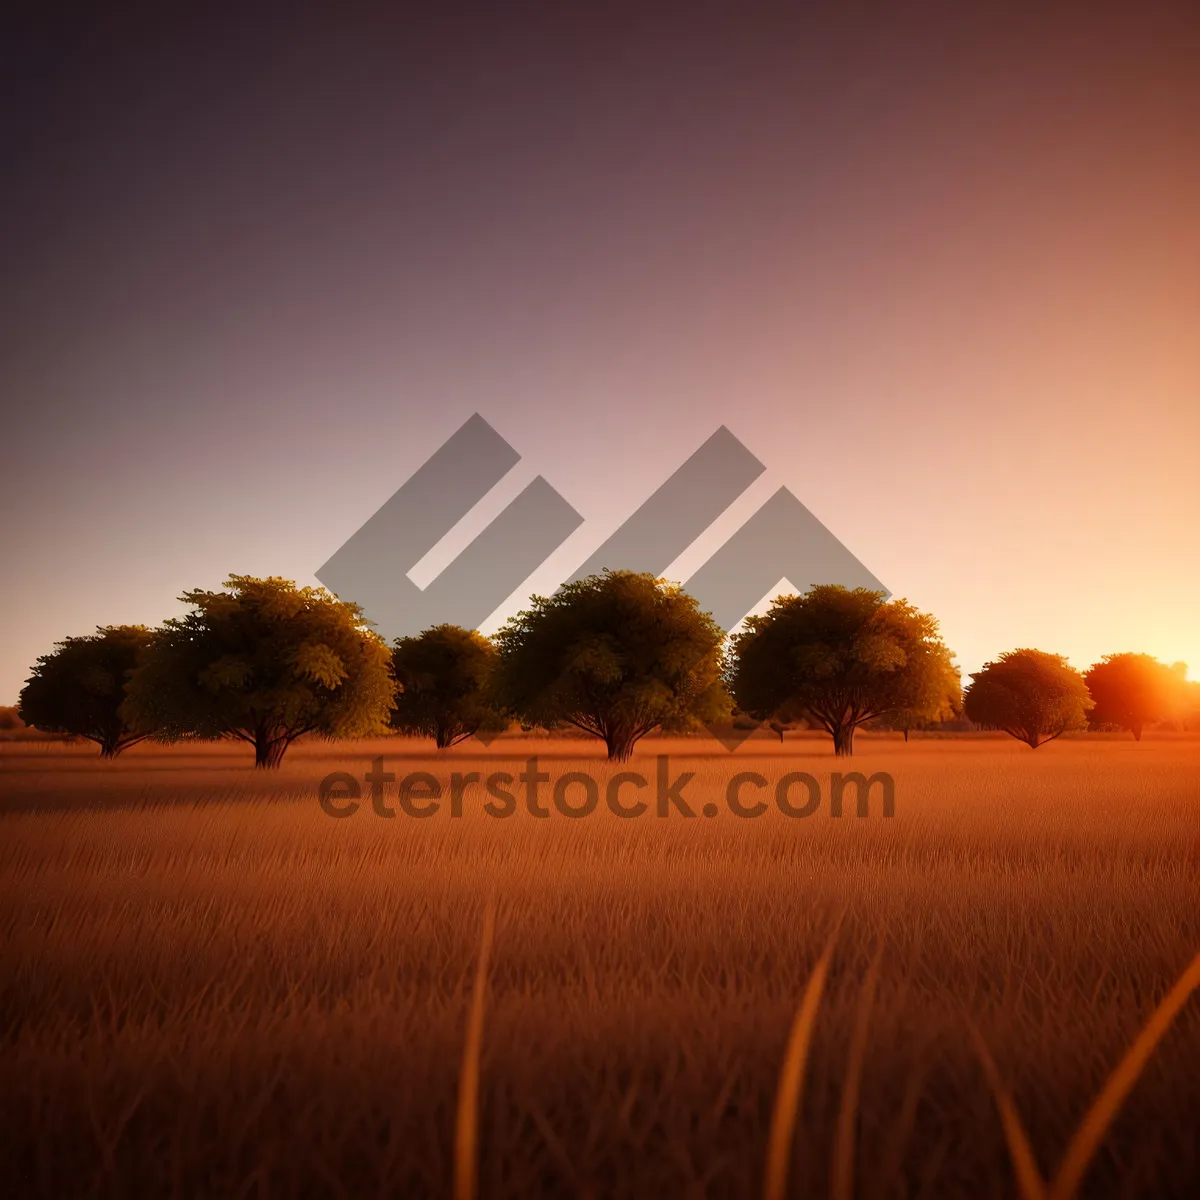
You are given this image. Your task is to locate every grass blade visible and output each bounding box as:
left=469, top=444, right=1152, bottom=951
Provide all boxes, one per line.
left=454, top=897, right=497, bottom=1200
left=763, top=932, right=837, bottom=1200
left=831, top=946, right=881, bottom=1200
left=1050, top=949, right=1200, bottom=1200
left=970, top=1025, right=1047, bottom=1200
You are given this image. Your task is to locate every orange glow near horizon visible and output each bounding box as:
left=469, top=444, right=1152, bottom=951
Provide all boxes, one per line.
left=1, top=3, right=1197, bottom=700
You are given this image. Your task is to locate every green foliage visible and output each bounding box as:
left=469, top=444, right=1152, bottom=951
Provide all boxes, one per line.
left=963, top=648, right=1093, bottom=748
left=886, top=672, right=962, bottom=740
left=1084, top=653, right=1184, bottom=740
left=493, top=570, right=730, bottom=761
left=728, top=586, right=959, bottom=756
left=390, top=625, right=505, bottom=748
left=122, top=576, right=396, bottom=767
left=17, top=626, right=154, bottom=757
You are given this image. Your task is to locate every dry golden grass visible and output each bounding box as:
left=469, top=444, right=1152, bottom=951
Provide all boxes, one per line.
left=1, top=733, right=1198, bottom=1198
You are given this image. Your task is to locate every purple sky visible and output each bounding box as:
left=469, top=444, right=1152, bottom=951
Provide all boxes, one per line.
left=3, top=2, right=1198, bottom=701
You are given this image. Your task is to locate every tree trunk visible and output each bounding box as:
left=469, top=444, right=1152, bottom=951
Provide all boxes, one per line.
left=254, top=731, right=288, bottom=768
left=902, top=728, right=909, bottom=743
left=1131, top=723, right=1143, bottom=742
left=605, top=729, right=638, bottom=762
left=99, top=737, right=120, bottom=759
left=831, top=724, right=855, bottom=757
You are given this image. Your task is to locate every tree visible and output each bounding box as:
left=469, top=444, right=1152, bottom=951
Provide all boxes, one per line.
left=963, top=649, right=1092, bottom=749
left=764, top=698, right=808, bottom=743
left=122, top=576, right=396, bottom=768
left=767, top=718, right=792, bottom=743
left=492, top=570, right=730, bottom=761
left=1084, top=653, right=1184, bottom=740
left=728, top=586, right=959, bottom=757
left=390, top=625, right=505, bottom=748
left=887, top=673, right=961, bottom=741
left=17, top=626, right=154, bottom=757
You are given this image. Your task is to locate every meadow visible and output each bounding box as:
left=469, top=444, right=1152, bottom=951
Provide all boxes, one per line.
left=2, top=733, right=1198, bottom=1198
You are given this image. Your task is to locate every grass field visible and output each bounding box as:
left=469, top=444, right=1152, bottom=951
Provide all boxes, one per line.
left=2, top=733, right=1198, bottom=1198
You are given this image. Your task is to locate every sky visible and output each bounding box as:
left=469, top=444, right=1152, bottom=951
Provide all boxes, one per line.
left=2, top=1, right=1198, bottom=701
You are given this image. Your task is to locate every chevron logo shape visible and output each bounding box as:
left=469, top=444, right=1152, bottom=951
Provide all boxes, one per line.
left=317, top=414, right=886, bottom=750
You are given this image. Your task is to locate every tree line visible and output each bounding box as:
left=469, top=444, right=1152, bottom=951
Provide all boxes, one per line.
left=15, top=572, right=1197, bottom=767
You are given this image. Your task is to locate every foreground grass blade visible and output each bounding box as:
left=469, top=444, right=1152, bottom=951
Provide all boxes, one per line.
left=970, top=1026, right=1048, bottom=1200
left=454, top=898, right=497, bottom=1200
left=1050, top=949, right=1200, bottom=1200
left=831, top=948, right=881, bottom=1200
left=763, top=933, right=837, bottom=1200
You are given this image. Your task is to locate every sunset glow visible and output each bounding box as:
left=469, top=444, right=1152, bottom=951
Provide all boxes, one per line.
left=3, top=5, right=1199, bottom=1196
left=2, top=4, right=1198, bottom=700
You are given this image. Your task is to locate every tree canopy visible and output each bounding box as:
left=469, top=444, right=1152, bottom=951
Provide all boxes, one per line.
left=963, top=649, right=1092, bottom=748
left=1084, top=653, right=1183, bottom=740
left=492, top=570, right=730, bottom=761
left=18, top=625, right=154, bottom=757
left=884, top=684, right=962, bottom=741
left=122, top=576, right=396, bottom=767
left=389, top=625, right=505, bottom=748
left=728, top=585, right=959, bottom=756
